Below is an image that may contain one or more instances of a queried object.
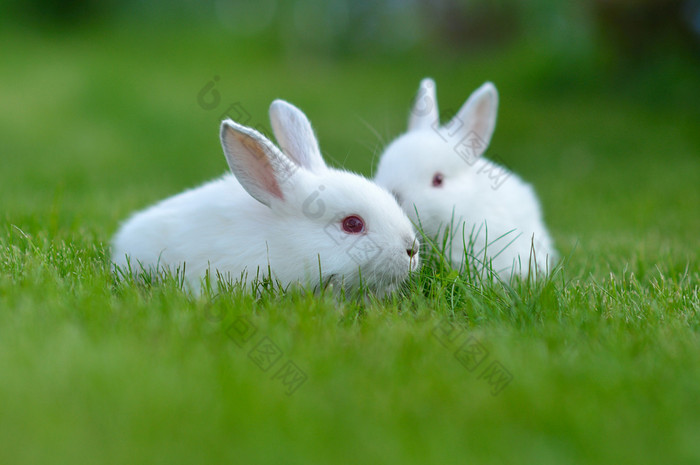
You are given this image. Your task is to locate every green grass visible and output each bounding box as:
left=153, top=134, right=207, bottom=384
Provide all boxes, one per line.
left=1, top=23, right=699, bottom=464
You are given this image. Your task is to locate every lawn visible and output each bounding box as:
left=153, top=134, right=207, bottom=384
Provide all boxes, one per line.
left=1, top=22, right=699, bottom=464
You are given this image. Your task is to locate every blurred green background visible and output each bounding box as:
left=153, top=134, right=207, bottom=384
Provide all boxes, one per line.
left=1, top=1, right=699, bottom=464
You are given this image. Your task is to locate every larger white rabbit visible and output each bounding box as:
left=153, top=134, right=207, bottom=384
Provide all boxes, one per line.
left=374, top=78, right=556, bottom=279
left=112, top=100, right=419, bottom=295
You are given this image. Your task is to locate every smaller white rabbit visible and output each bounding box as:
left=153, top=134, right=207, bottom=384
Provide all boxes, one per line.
left=374, top=78, right=557, bottom=279
left=112, top=100, right=419, bottom=295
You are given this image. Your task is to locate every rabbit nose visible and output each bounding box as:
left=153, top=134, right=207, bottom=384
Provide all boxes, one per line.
left=406, top=238, right=419, bottom=258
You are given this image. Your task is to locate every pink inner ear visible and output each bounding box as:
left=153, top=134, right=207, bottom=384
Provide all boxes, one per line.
left=236, top=133, right=284, bottom=200
left=472, top=99, right=491, bottom=141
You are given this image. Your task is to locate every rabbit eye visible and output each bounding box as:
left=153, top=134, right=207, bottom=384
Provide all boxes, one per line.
left=341, top=215, right=365, bottom=234
left=432, top=172, right=444, bottom=187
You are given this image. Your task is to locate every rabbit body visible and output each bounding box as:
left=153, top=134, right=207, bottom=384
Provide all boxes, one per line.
left=374, top=79, right=556, bottom=278
left=112, top=100, right=419, bottom=294
left=113, top=174, right=293, bottom=284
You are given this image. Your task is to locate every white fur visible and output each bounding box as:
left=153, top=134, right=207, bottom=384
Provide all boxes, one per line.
left=374, top=79, right=557, bottom=278
left=112, top=100, right=419, bottom=294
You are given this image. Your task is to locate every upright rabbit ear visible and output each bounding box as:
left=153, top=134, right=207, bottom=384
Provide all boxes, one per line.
left=446, top=82, right=498, bottom=155
left=408, top=78, right=439, bottom=131
left=220, top=119, right=298, bottom=207
left=269, top=100, right=327, bottom=174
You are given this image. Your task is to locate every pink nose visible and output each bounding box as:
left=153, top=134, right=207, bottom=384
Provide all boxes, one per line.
left=406, top=239, right=419, bottom=258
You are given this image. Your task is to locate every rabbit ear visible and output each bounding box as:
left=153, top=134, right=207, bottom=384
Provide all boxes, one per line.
left=408, top=78, right=439, bottom=131
left=269, top=100, right=327, bottom=174
left=446, top=82, right=498, bottom=154
left=220, top=119, right=298, bottom=207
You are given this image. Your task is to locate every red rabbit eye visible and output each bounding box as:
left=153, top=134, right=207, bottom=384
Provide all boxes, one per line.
left=341, top=215, right=365, bottom=234
left=432, top=172, right=444, bottom=187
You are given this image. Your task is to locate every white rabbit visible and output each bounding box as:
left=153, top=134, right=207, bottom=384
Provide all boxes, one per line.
left=112, top=100, right=419, bottom=295
left=374, top=78, right=557, bottom=279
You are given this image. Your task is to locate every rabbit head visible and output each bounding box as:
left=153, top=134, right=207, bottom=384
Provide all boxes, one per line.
left=374, top=78, right=498, bottom=230
left=221, top=100, right=420, bottom=294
